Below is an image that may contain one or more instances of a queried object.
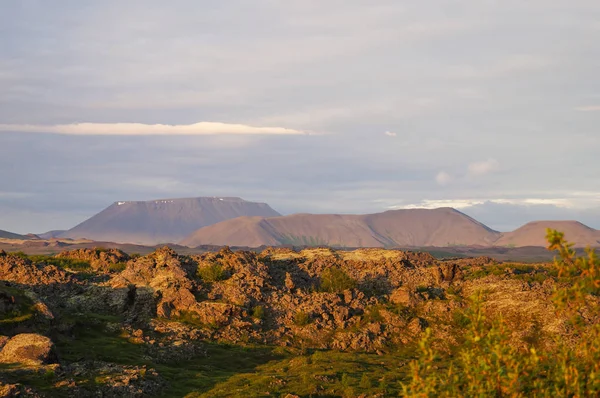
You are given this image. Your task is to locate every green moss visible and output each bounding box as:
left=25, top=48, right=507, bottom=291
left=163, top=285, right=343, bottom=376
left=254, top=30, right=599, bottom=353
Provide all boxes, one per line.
left=0, top=284, right=36, bottom=325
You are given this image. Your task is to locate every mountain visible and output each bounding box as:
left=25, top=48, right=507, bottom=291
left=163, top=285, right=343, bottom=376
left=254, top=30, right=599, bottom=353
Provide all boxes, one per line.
left=60, top=197, right=281, bottom=245
left=180, top=207, right=501, bottom=248
left=0, top=229, right=29, bottom=240
left=37, top=230, right=67, bottom=240
left=494, top=221, right=600, bottom=248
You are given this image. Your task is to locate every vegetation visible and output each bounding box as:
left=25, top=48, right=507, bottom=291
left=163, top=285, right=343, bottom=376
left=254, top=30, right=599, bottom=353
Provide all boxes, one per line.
left=0, top=283, right=36, bottom=325
left=278, top=234, right=330, bottom=246
left=293, top=311, right=311, bottom=326
left=464, top=262, right=558, bottom=283
left=4, top=230, right=598, bottom=396
left=251, top=305, right=265, bottom=320
left=403, top=229, right=600, bottom=397
left=9, top=252, right=91, bottom=270
left=318, top=267, right=357, bottom=293
left=197, top=261, right=226, bottom=282
left=108, top=262, right=127, bottom=272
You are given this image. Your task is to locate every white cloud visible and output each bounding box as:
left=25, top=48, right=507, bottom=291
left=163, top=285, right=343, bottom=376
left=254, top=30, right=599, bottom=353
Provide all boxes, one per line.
left=398, top=199, right=486, bottom=210
left=435, top=171, right=453, bottom=186
left=467, top=158, right=500, bottom=177
left=396, top=197, right=579, bottom=211
left=0, top=122, right=307, bottom=136
left=575, top=105, right=600, bottom=112
left=384, top=131, right=397, bottom=137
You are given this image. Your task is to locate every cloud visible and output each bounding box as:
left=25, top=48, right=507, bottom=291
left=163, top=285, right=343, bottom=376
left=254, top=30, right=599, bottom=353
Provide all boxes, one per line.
left=0, top=122, right=307, bottom=136
left=435, top=171, right=453, bottom=186
left=384, top=131, right=397, bottom=137
left=575, top=105, right=600, bottom=112
left=398, top=199, right=486, bottom=210
left=467, top=158, right=500, bottom=177
left=397, top=197, right=585, bottom=212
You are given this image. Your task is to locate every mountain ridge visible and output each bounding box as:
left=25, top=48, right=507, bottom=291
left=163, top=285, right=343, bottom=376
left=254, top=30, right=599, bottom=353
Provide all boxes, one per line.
left=181, top=209, right=600, bottom=249
left=59, top=197, right=281, bottom=245
left=180, top=207, right=503, bottom=248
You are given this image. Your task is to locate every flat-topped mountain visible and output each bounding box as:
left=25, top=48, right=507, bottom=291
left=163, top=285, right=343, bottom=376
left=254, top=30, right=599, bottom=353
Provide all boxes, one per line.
left=180, top=207, right=502, bottom=248
left=59, top=197, right=281, bottom=245
left=494, top=220, right=600, bottom=248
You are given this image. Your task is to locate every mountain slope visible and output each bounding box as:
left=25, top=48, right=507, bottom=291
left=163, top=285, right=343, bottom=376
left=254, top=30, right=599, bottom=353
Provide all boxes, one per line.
left=180, top=207, right=502, bottom=248
left=37, top=230, right=67, bottom=240
left=60, top=197, right=281, bottom=245
left=494, top=221, right=600, bottom=248
left=0, top=229, right=29, bottom=240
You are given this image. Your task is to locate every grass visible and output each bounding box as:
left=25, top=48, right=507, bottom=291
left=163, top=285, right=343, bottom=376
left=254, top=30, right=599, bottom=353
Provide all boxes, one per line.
left=9, top=252, right=91, bottom=271
left=278, top=234, right=330, bottom=246
left=0, top=283, right=36, bottom=325
left=464, top=263, right=557, bottom=283
left=17, top=314, right=280, bottom=397
left=193, top=347, right=411, bottom=397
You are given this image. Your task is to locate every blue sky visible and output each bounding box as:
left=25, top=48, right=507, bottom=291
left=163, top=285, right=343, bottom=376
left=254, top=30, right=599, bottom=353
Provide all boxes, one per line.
left=1, top=0, right=599, bottom=233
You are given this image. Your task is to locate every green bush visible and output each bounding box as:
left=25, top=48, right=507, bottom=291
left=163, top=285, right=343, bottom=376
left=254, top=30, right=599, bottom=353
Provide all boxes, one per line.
left=109, top=262, right=127, bottom=272
left=293, top=311, right=311, bottom=326
left=197, top=262, right=226, bottom=282
left=319, top=267, right=356, bottom=293
left=28, top=254, right=90, bottom=270
left=252, top=305, right=265, bottom=320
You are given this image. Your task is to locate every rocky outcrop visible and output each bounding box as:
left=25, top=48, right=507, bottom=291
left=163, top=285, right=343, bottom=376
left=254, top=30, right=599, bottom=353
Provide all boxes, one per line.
left=0, top=334, right=57, bottom=367
left=55, top=248, right=129, bottom=271
left=63, top=361, right=165, bottom=397
left=0, top=254, right=72, bottom=286
left=110, top=247, right=199, bottom=319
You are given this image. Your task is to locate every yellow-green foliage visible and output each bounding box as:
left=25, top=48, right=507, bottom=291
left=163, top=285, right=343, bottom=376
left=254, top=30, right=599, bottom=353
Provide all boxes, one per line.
left=402, top=229, right=600, bottom=397
left=197, top=262, right=226, bottom=282
left=318, top=267, right=356, bottom=293
left=293, top=311, right=311, bottom=326
left=251, top=305, right=265, bottom=320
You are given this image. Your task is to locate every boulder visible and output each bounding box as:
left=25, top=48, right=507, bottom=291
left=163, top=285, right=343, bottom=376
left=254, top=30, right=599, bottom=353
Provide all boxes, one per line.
left=0, top=334, right=57, bottom=366
left=390, top=286, right=415, bottom=306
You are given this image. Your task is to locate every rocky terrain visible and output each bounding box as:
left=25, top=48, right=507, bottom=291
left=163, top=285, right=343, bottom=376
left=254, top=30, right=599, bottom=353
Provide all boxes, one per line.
left=59, top=197, right=281, bottom=245
left=0, top=241, right=581, bottom=396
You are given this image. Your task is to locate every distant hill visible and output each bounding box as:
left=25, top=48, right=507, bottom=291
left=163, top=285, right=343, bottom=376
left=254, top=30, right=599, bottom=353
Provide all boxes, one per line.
left=37, top=230, right=67, bottom=240
left=180, top=208, right=502, bottom=248
left=494, top=221, right=600, bottom=248
left=60, top=197, right=281, bottom=245
left=0, top=229, right=29, bottom=240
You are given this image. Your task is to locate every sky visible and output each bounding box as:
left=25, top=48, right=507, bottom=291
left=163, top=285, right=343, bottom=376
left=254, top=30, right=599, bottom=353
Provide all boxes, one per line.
left=1, top=0, right=599, bottom=234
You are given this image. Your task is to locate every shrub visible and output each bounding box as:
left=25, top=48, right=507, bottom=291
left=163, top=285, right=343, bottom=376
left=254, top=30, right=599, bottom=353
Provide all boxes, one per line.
left=252, top=305, right=265, bottom=320
left=293, top=311, right=311, bottom=326
left=402, top=229, right=600, bottom=397
left=319, top=267, right=356, bottom=293
left=415, top=285, right=429, bottom=293
left=197, top=262, right=226, bottom=282
left=363, top=306, right=384, bottom=324
left=109, top=262, right=127, bottom=272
